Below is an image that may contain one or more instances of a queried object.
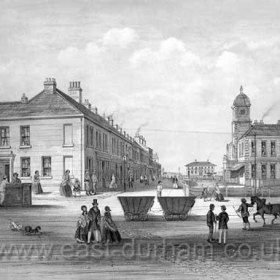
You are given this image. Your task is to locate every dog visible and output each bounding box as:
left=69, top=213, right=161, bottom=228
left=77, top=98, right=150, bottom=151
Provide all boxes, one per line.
left=24, top=226, right=42, bottom=235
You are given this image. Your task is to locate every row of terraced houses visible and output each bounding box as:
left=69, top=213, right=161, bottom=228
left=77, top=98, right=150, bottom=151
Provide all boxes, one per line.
left=0, top=78, right=161, bottom=189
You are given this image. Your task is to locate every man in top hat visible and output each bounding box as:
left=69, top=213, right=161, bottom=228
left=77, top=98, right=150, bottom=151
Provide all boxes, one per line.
left=237, top=198, right=254, bottom=230
left=87, top=199, right=101, bottom=244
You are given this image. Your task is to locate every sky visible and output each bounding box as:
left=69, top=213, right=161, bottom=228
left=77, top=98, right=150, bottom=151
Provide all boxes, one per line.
left=1, top=0, right=280, bottom=172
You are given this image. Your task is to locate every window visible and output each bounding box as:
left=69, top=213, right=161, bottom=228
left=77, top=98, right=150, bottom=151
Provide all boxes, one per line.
left=86, top=125, right=89, bottom=147
left=261, top=141, right=267, bottom=156
left=42, top=157, right=51, bottom=177
left=0, top=127, right=9, bottom=147
left=103, top=134, right=108, bottom=152
left=270, top=164, right=276, bottom=179
left=251, top=164, right=256, bottom=179
left=271, top=141, right=276, bottom=156
left=21, top=157, right=30, bottom=177
left=64, top=156, right=73, bottom=175
left=21, top=126, right=30, bottom=146
left=251, top=141, right=256, bottom=156
left=90, top=127, right=94, bottom=147
left=261, top=164, right=267, bottom=179
left=63, top=124, right=73, bottom=146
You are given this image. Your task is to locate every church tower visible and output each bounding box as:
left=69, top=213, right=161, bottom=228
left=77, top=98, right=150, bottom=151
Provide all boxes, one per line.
left=231, top=86, right=252, bottom=157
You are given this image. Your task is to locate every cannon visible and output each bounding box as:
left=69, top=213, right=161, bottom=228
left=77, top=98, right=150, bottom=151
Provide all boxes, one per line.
left=117, top=196, right=155, bottom=221
left=158, top=196, right=196, bottom=221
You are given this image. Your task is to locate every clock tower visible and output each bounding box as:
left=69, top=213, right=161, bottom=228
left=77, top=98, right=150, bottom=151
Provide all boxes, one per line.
left=231, top=86, right=252, bottom=156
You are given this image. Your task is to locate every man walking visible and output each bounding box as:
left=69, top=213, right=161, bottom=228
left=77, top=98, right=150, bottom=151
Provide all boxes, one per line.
left=237, top=198, right=254, bottom=230
left=206, top=204, right=217, bottom=243
left=87, top=199, right=101, bottom=244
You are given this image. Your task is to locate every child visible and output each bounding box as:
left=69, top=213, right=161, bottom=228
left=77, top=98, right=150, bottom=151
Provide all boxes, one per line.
left=73, top=178, right=81, bottom=197
left=206, top=204, right=217, bottom=243
left=157, top=180, right=163, bottom=197
left=75, top=205, right=89, bottom=243
left=216, top=205, right=229, bottom=245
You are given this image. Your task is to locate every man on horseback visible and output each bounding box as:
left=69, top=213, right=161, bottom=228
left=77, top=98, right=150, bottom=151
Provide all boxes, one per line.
left=237, top=198, right=254, bottom=230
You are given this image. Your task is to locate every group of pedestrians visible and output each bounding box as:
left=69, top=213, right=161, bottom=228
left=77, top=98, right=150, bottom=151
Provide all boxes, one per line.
left=75, top=199, right=121, bottom=244
left=0, top=171, right=44, bottom=206
left=206, top=198, right=254, bottom=245
left=60, top=170, right=98, bottom=197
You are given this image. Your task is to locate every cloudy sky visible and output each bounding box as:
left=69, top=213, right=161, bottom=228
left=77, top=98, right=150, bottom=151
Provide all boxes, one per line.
left=1, top=0, right=280, bottom=172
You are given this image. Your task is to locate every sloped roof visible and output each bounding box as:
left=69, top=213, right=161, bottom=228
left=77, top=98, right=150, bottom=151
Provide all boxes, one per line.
left=240, top=124, right=280, bottom=138
left=185, top=161, right=216, bottom=167
left=0, top=87, right=134, bottom=142
left=0, top=90, right=81, bottom=118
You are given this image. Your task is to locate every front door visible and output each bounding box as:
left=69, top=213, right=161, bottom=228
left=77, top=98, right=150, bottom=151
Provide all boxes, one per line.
left=5, top=164, right=10, bottom=182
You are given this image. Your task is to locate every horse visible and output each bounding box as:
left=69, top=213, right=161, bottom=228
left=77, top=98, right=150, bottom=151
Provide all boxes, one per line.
left=251, top=196, right=280, bottom=226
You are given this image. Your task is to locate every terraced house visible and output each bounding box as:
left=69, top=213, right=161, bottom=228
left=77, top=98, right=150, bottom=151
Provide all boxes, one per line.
left=0, top=78, right=161, bottom=189
left=223, top=86, right=280, bottom=189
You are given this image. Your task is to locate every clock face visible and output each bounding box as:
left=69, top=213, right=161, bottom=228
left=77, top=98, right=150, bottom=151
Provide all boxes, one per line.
left=239, top=109, right=246, bottom=115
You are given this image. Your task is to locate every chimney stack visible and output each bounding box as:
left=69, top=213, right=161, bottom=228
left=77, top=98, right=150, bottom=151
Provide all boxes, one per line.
left=68, top=81, right=82, bottom=103
left=44, top=78, right=56, bottom=94
left=83, top=99, right=91, bottom=110
left=21, top=93, right=28, bottom=104
left=107, top=116, right=114, bottom=126
left=253, top=120, right=258, bottom=124
left=91, top=107, right=98, bottom=114
left=259, top=120, right=264, bottom=124
left=277, top=120, right=280, bottom=125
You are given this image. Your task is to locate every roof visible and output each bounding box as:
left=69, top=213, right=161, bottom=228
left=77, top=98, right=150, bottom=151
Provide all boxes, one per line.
left=233, top=86, right=251, bottom=107
left=185, top=161, right=216, bottom=167
left=240, top=124, right=280, bottom=138
left=0, top=90, right=81, bottom=118
left=0, top=87, right=132, bottom=142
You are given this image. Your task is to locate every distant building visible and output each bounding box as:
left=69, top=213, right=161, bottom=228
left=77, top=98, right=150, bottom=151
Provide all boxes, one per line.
left=0, top=78, right=161, bottom=188
left=223, top=86, right=280, bottom=187
left=185, top=160, right=216, bottom=179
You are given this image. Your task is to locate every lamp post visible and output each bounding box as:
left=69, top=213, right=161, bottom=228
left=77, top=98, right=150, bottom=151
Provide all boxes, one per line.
left=254, top=132, right=257, bottom=195
left=123, top=155, right=127, bottom=192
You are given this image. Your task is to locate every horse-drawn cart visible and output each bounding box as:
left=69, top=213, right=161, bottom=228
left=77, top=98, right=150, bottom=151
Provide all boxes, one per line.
left=158, top=196, right=196, bottom=221
left=118, top=196, right=155, bottom=221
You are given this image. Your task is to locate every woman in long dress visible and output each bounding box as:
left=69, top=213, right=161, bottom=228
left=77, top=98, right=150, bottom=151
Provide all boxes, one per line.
left=32, top=170, right=43, bottom=194
left=60, top=170, right=73, bottom=197
left=101, top=206, right=121, bottom=244
left=75, top=205, right=89, bottom=243
left=109, top=174, right=117, bottom=189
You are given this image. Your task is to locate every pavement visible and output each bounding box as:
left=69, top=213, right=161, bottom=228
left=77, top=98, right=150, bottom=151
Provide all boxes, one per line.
left=0, top=181, right=280, bottom=279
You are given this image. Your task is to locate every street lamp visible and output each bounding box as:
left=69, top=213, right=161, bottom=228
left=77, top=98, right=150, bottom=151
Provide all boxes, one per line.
left=123, top=155, right=127, bottom=192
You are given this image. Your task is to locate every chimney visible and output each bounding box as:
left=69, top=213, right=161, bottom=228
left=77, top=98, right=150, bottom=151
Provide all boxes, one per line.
left=68, top=81, right=82, bottom=103
left=253, top=120, right=258, bottom=124
left=44, top=78, right=56, bottom=94
left=277, top=120, right=280, bottom=125
left=83, top=99, right=91, bottom=110
left=107, top=116, right=114, bottom=126
left=21, top=93, right=28, bottom=104
left=92, top=107, right=98, bottom=114
left=259, top=120, right=264, bottom=124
